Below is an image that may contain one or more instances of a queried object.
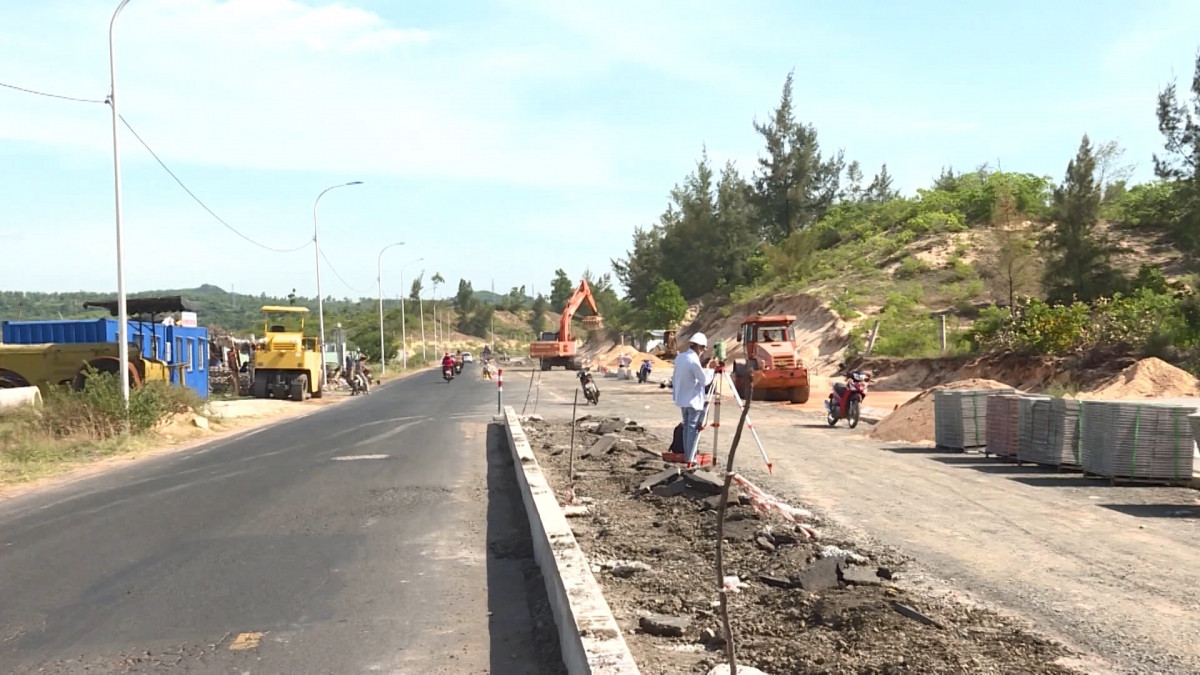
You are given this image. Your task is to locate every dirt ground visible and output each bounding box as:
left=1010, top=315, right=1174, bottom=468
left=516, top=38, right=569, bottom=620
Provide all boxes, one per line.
left=519, top=368, right=1200, bottom=674
left=523, top=416, right=1075, bottom=674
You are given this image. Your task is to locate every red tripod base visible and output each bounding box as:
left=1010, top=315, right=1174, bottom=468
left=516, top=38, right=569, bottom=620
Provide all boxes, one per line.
left=663, top=452, right=714, bottom=466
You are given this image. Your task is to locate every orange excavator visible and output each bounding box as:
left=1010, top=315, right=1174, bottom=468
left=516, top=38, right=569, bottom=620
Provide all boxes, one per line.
left=530, top=279, right=604, bottom=371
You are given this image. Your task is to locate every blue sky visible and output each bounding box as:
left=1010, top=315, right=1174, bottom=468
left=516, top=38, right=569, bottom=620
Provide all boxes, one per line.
left=2, top=0, right=1198, bottom=301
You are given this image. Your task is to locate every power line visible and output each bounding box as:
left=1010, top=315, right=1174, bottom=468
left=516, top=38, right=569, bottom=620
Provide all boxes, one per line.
left=319, top=247, right=369, bottom=294
left=1, top=79, right=312, bottom=254
left=119, top=115, right=312, bottom=253
left=0, top=80, right=105, bottom=104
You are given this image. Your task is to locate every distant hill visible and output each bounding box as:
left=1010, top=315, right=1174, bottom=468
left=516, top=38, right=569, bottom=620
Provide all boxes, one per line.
left=0, top=286, right=384, bottom=334
left=473, top=289, right=533, bottom=307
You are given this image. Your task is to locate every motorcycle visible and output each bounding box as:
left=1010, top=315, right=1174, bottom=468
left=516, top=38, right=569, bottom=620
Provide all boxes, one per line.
left=826, top=370, right=871, bottom=428
left=350, top=369, right=371, bottom=395
left=578, top=369, right=600, bottom=405
left=454, top=360, right=463, bottom=375
left=443, top=365, right=455, bottom=383
left=637, top=359, right=652, bottom=384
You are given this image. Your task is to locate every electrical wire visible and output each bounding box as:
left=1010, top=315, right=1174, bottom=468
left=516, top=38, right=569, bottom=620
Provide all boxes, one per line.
left=0, top=80, right=105, bottom=104
left=1, top=79, right=313, bottom=254
left=319, top=247, right=369, bottom=294
left=118, top=115, right=312, bottom=253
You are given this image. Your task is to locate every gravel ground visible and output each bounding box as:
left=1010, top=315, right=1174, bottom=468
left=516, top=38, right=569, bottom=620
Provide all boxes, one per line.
left=522, top=413, right=1080, bottom=675
left=514, top=367, right=1200, bottom=674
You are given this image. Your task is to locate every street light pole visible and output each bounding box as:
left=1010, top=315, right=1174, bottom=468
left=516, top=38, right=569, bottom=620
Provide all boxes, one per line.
left=376, top=242, right=405, bottom=376
left=398, top=257, right=423, bottom=371
left=418, top=279, right=426, bottom=364
left=108, top=0, right=132, bottom=409
left=313, top=181, right=362, bottom=389
left=433, top=301, right=440, bottom=356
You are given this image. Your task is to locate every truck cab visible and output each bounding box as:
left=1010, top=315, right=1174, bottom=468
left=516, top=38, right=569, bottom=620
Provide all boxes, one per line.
left=732, top=315, right=810, bottom=403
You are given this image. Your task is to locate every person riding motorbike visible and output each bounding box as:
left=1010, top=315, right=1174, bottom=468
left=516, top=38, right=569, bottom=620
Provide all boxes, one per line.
left=352, top=354, right=371, bottom=394
left=442, top=352, right=455, bottom=370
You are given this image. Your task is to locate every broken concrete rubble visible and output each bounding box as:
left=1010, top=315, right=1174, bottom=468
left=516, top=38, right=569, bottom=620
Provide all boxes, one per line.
left=595, top=418, right=625, bottom=435
left=680, top=469, right=724, bottom=496
left=638, top=468, right=681, bottom=492
left=794, top=556, right=844, bottom=593
left=841, top=565, right=888, bottom=587
left=639, top=613, right=690, bottom=637
left=819, top=544, right=868, bottom=565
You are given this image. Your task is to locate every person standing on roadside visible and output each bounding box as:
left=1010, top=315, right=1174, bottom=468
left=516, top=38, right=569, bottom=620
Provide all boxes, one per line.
left=672, top=332, right=712, bottom=466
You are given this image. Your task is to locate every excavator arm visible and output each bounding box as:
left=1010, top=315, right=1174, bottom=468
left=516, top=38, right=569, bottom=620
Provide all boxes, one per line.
left=558, top=280, right=602, bottom=343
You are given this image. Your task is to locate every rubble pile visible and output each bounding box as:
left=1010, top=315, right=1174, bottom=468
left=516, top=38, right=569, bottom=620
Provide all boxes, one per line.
left=520, top=416, right=1079, bottom=674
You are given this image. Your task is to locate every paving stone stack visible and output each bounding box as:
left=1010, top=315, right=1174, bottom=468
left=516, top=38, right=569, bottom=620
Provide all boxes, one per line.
left=984, top=394, right=1021, bottom=459
left=1106, top=402, right=1196, bottom=484
left=1019, top=396, right=1056, bottom=465
left=935, top=389, right=1013, bottom=451
left=1080, top=400, right=1117, bottom=476
left=1046, top=397, right=1083, bottom=468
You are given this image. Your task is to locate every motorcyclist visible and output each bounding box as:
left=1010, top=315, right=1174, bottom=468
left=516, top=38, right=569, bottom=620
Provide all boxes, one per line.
left=442, top=351, right=455, bottom=371
left=353, top=354, right=371, bottom=394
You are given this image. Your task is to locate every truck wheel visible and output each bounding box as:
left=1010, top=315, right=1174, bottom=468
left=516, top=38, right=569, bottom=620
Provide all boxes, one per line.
left=74, top=358, right=142, bottom=392
left=540, top=361, right=551, bottom=371
left=0, top=369, right=31, bottom=389
left=789, top=385, right=810, bottom=404
left=290, top=374, right=308, bottom=401
left=252, top=371, right=268, bottom=399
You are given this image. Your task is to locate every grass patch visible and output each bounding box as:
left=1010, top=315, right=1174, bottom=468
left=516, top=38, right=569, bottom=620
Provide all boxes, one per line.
left=0, top=372, right=203, bottom=487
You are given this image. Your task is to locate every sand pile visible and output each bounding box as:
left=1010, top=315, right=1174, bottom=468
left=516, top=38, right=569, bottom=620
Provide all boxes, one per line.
left=589, top=345, right=672, bottom=371
left=867, top=378, right=1014, bottom=444
left=1086, top=357, right=1200, bottom=399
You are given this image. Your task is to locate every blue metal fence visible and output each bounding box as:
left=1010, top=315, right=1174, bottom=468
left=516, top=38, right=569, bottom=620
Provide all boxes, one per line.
left=2, top=319, right=209, bottom=397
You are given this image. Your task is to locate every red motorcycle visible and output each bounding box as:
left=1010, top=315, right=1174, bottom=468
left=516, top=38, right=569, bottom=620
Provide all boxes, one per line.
left=826, top=370, right=871, bottom=428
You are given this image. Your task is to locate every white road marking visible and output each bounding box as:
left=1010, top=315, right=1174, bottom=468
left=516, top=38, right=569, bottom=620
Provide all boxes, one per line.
left=331, top=454, right=390, bottom=461
left=351, top=421, right=420, bottom=448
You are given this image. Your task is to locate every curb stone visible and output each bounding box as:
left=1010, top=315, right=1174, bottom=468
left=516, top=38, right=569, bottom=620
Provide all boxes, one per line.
left=503, top=407, right=641, bottom=675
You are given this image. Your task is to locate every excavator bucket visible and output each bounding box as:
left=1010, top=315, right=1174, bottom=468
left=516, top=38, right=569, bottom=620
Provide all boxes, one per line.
left=582, top=316, right=604, bottom=330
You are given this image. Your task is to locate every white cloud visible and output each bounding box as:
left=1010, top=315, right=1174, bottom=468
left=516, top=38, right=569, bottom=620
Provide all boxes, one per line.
left=0, top=0, right=619, bottom=188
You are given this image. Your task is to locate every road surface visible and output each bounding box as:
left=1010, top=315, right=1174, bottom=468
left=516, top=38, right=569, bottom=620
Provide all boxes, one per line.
left=528, top=366, right=1200, bottom=674
left=0, top=366, right=563, bottom=674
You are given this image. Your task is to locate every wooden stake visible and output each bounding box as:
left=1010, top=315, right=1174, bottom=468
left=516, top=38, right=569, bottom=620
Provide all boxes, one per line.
left=568, top=390, right=579, bottom=485
left=716, top=380, right=752, bottom=674
left=865, top=320, right=881, bottom=356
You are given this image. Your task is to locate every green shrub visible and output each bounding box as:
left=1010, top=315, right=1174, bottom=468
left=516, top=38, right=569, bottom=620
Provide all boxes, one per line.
left=895, top=256, right=931, bottom=279
left=905, top=210, right=966, bottom=234
left=871, top=292, right=942, bottom=357
left=40, top=372, right=201, bottom=438
left=948, top=258, right=977, bottom=282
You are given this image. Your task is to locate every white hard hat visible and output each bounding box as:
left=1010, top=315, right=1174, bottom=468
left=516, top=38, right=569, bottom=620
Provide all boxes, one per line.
left=689, top=332, right=708, bottom=347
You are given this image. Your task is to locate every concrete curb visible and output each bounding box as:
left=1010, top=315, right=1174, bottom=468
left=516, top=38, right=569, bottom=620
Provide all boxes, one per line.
left=502, top=406, right=641, bottom=675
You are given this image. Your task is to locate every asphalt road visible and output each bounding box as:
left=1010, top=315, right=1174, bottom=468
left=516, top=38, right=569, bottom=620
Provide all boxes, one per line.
left=0, top=365, right=564, bottom=674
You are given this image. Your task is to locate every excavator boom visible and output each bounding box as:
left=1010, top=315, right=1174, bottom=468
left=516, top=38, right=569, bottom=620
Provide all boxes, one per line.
left=530, top=279, right=603, bottom=370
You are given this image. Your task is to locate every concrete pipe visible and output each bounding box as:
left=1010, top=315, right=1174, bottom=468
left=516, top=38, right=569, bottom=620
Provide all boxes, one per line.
left=0, top=386, right=43, bottom=411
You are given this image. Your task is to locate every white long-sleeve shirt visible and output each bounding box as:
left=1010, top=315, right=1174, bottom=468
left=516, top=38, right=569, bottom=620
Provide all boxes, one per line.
left=672, top=349, right=711, bottom=410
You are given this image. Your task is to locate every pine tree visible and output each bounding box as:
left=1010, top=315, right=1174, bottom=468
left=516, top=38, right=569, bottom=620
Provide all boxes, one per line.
left=752, top=72, right=844, bottom=242
left=612, top=225, right=664, bottom=308
left=409, top=273, right=424, bottom=302
left=1042, top=135, right=1124, bottom=303
left=454, top=279, right=474, bottom=313
left=844, top=161, right=864, bottom=202
left=549, top=269, right=573, bottom=312
left=1154, top=50, right=1200, bottom=251
left=530, top=294, right=548, bottom=334
left=865, top=164, right=897, bottom=202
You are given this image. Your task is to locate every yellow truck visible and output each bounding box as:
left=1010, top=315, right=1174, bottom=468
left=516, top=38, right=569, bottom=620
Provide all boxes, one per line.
left=0, top=342, right=171, bottom=394
left=251, top=306, right=323, bottom=400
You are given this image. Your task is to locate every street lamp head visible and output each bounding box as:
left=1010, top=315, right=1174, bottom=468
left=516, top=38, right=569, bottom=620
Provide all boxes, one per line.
left=347, top=181, right=363, bottom=186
